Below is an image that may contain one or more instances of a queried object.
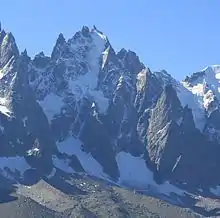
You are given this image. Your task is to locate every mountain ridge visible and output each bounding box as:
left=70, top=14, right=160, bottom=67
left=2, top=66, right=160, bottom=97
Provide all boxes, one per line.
left=1, top=23, right=220, bottom=216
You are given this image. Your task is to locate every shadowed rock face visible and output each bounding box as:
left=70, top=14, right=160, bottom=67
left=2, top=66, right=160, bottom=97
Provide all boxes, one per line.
left=146, top=85, right=220, bottom=186
left=1, top=24, right=220, bottom=192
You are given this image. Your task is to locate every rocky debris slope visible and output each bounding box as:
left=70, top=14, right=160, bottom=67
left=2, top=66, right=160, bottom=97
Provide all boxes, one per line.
left=0, top=172, right=203, bottom=218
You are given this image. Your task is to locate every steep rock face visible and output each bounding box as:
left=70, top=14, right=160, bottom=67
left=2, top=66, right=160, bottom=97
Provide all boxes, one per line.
left=147, top=84, right=184, bottom=172
left=0, top=29, right=54, bottom=174
left=0, top=31, right=19, bottom=69
left=146, top=84, right=220, bottom=186
left=135, top=69, right=162, bottom=115
left=135, top=69, right=163, bottom=153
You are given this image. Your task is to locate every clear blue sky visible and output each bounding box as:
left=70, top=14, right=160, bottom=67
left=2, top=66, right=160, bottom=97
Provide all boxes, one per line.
left=1, top=0, right=220, bottom=80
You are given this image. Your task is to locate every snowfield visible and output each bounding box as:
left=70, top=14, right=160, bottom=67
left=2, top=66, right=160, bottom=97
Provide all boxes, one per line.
left=57, top=137, right=107, bottom=178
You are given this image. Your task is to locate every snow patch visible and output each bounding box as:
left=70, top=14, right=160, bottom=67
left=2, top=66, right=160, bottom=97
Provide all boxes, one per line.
left=22, top=116, right=28, bottom=127
left=68, top=74, right=109, bottom=113
left=0, top=156, right=30, bottom=179
left=215, top=73, right=220, bottom=80
left=26, top=148, right=40, bottom=156
left=203, top=90, right=215, bottom=110
left=0, top=105, right=11, bottom=117
left=176, top=117, right=183, bottom=126
left=116, top=152, right=154, bottom=188
left=16, top=138, right=22, bottom=144
left=176, top=84, right=206, bottom=131
left=0, top=125, right=4, bottom=132
left=0, top=97, right=11, bottom=117
left=210, top=186, right=220, bottom=196
left=92, top=27, right=108, bottom=41
left=0, top=57, right=15, bottom=79
left=47, top=168, right=57, bottom=179
left=101, top=46, right=110, bottom=69
left=52, top=155, right=75, bottom=174
left=57, top=137, right=106, bottom=178
left=38, top=93, right=64, bottom=123
left=116, top=152, right=186, bottom=196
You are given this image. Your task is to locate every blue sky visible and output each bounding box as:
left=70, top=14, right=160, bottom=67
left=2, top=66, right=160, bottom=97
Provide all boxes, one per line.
left=1, top=0, right=220, bottom=80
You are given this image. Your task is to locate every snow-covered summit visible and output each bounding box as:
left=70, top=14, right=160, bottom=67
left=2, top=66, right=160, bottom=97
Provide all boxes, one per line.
left=182, top=65, right=220, bottom=114
left=184, top=65, right=220, bottom=89
left=29, top=26, right=114, bottom=119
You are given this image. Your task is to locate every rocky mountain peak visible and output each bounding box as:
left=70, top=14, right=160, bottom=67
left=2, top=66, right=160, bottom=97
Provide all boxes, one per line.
left=182, top=65, right=220, bottom=117
left=2, top=24, right=220, bottom=210
left=81, top=26, right=90, bottom=36
left=51, top=33, right=66, bottom=60
left=0, top=29, right=19, bottom=68
left=0, top=28, right=6, bottom=44
left=56, top=33, right=66, bottom=46
left=117, top=49, right=145, bottom=75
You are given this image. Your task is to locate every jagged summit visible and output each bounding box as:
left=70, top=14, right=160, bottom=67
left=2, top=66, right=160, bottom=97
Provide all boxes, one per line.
left=183, top=65, right=220, bottom=85
left=56, top=33, right=66, bottom=44
left=182, top=65, right=220, bottom=114
left=22, top=49, right=28, bottom=57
